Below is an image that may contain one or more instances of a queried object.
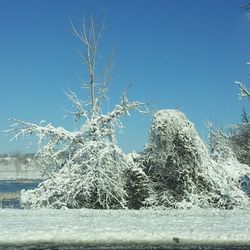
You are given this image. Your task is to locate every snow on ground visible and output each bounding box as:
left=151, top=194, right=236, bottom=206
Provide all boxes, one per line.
left=0, top=208, right=249, bottom=249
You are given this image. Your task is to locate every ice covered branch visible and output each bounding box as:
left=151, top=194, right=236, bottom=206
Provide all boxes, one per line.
left=65, top=90, right=90, bottom=121
left=97, top=48, right=117, bottom=103
left=6, top=118, right=77, bottom=143
left=98, top=94, right=149, bottom=127
left=235, top=81, right=250, bottom=98
left=6, top=118, right=84, bottom=175
left=71, top=17, right=105, bottom=116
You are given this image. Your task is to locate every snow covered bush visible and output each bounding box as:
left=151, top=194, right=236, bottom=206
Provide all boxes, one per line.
left=21, top=139, right=130, bottom=209
left=142, top=110, right=250, bottom=209
left=125, top=153, right=152, bottom=209
left=142, top=110, right=219, bottom=208
left=208, top=125, right=250, bottom=206
left=7, top=18, right=147, bottom=209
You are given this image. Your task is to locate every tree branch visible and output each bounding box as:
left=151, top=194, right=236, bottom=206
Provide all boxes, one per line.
left=235, top=81, right=250, bottom=98
left=65, top=90, right=90, bottom=121
left=6, top=118, right=78, bottom=143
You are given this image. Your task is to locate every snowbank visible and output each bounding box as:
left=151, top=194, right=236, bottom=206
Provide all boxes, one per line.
left=0, top=208, right=249, bottom=248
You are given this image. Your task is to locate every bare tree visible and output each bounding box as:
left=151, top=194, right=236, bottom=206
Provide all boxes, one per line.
left=71, top=17, right=103, bottom=116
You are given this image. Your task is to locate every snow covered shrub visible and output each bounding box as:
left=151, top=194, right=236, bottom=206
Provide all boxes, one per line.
left=21, top=139, right=130, bottom=209
left=8, top=18, right=147, bottom=209
left=208, top=125, right=250, bottom=205
left=208, top=124, right=234, bottom=162
left=142, top=110, right=218, bottom=208
left=142, top=110, right=250, bottom=209
left=125, top=153, right=152, bottom=209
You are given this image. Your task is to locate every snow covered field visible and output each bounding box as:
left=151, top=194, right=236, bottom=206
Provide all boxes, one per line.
left=0, top=208, right=249, bottom=249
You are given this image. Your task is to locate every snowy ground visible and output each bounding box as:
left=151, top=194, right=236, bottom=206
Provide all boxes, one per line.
left=0, top=208, right=249, bottom=249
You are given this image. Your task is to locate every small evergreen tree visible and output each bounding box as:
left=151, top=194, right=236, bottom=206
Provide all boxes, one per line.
left=125, top=153, right=151, bottom=209
left=227, top=110, right=250, bottom=166
left=230, top=66, right=250, bottom=166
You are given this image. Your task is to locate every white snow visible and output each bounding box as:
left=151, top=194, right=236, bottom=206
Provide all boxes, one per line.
left=0, top=208, right=249, bottom=247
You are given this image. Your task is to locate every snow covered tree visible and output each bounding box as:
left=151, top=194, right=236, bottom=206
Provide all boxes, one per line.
left=227, top=115, right=250, bottom=166
left=208, top=124, right=250, bottom=206
left=7, top=17, right=148, bottom=209
left=229, top=64, right=250, bottom=166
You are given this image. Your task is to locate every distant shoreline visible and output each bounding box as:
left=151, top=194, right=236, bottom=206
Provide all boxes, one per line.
left=0, top=179, right=43, bottom=184
left=0, top=179, right=42, bottom=208
left=0, top=155, right=42, bottom=180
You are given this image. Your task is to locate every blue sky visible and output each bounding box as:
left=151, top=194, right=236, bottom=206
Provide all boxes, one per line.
left=0, top=0, right=250, bottom=154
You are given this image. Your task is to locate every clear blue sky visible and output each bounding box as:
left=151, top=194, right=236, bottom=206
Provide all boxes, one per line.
left=1, top=0, right=250, bottom=154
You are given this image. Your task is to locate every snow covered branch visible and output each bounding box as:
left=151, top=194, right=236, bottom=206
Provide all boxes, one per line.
left=98, top=94, right=149, bottom=127
left=65, top=90, right=90, bottom=121
left=6, top=118, right=84, bottom=175
left=71, top=17, right=106, bottom=116
left=7, top=118, right=76, bottom=143
left=235, top=81, right=250, bottom=98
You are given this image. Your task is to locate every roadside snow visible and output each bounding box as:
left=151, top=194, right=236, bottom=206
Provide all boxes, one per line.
left=0, top=208, right=249, bottom=248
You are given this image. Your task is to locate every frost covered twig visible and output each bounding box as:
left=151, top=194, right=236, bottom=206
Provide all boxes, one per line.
left=97, top=48, right=117, bottom=103
left=235, top=81, right=250, bottom=98
left=65, top=90, right=90, bottom=121
left=71, top=17, right=105, bottom=116
left=6, top=118, right=77, bottom=143
left=98, top=95, right=149, bottom=127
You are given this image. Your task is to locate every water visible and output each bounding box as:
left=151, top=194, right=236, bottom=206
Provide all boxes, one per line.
left=0, top=179, right=41, bottom=208
left=0, top=180, right=41, bottom=193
